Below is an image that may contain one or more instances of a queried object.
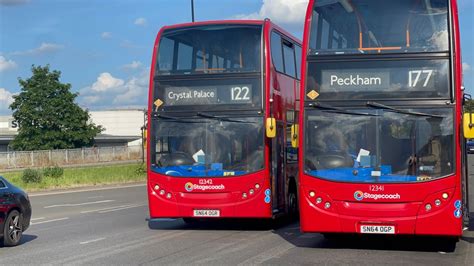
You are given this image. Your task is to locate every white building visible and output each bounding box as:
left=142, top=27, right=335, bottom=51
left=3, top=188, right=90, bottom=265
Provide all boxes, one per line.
left=0, top=109, right=145, bottom=152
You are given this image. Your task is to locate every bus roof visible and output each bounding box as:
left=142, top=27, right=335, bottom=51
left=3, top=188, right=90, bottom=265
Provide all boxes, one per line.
left=159, top=19, right=301, bottom=44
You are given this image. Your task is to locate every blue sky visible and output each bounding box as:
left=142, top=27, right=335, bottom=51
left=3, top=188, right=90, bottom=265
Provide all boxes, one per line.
left=0, top=0, right=472, bottom=114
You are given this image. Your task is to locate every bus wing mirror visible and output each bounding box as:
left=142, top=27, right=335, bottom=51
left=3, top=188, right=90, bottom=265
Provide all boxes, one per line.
left=266, top=118, right=276, bottom=138
left=291, top=124, right=299, bottom=148
left=463, top=113, right=474, bottom=139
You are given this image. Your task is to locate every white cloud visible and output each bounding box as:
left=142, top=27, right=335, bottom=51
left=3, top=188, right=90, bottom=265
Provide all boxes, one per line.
left=235, top=0, right=308, bottom=31
left=0, top=0, right=29, bottom=6
left=80, top=70, right=149, bottom=109
left=11, top=42, right=64, bottom=56
left=134, top=17, right=147, bottom=26
left=0, top=88, right=14, bottom=114
left=463, top=62, right=471, bottom=73
left=90, top=73, right=125, bottom=93
left=122, top=61, right=143, bottom=70
left=101, top=32, right=112, bottom=39
left=0, top=56, right=17, bottom=72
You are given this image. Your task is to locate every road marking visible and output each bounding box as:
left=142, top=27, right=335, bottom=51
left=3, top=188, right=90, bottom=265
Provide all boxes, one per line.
left=80, top=237, right=106, bottom=245
left=31, top=217, right=46, bottom=221
left=31, top=217, right=69, bottom=225
left=87, top=196, right=104, bottom=199
left=29, top=183, right=146, bottom=197
left=98, top=204, right=145, bottom=213
left=44, top=200, right=115, bottom=208
left=80, top=204, right=136, bottom=214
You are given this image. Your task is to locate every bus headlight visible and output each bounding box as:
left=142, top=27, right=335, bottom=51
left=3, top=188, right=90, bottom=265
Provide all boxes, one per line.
left=154, top=184, right=160, bottom=191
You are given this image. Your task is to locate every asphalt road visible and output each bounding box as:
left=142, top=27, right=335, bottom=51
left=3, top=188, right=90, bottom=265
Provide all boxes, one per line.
left=0, top=158, right=473, bottom=265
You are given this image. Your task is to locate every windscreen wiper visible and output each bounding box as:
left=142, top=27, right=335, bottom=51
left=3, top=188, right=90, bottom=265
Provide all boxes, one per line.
left=309, top=102, right=378, bottom=117
left=366, top=101, right=444, bottom=119
left=152, top=113, right=201, bottom=123
left=196, top=112, right=252, bottom=123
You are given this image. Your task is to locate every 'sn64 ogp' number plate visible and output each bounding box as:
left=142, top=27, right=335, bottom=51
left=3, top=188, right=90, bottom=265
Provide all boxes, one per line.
left=360, top=225, right=395, bottom=234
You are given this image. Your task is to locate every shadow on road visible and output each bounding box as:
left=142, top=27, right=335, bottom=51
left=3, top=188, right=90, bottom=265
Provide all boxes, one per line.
left=273, top=222, right=460, bottom=253
left=148, top=217, right=295, bottom=231
left=0, top=234, right=37, bottom=248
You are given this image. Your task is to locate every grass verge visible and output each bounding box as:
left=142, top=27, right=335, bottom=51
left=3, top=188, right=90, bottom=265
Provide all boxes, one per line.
left=1, top=163, right=146, bottom=192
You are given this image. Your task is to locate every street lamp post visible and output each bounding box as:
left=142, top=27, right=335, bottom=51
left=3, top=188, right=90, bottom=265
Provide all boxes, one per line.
left=191, top=0, right=195, bottom=22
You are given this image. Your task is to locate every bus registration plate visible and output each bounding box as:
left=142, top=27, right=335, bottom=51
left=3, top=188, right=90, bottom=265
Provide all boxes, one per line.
left=360, top=225, right=395, bottom=234
left=193, top=209, right=220, bottom=217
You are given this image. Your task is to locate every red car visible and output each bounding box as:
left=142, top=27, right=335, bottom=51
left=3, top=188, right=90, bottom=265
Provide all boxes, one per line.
left=0, top=176, right=31, bottom=246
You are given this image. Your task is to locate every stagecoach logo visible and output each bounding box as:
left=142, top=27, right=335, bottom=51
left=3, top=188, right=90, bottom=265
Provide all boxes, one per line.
left=185, top=182, right=194, bottom=192
left=354, top=191, right=364, bottom=201
left=354, top=191, right=401, bottom=201
left=184, top=182, right=225, bottom=192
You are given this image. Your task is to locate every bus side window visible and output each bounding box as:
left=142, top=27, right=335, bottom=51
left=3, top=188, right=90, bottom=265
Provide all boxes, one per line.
left=282, top=40, right=296, bottom=78
left=271, top=31, right=284, bottom=73
left=295, top=45, right=302, bottom=80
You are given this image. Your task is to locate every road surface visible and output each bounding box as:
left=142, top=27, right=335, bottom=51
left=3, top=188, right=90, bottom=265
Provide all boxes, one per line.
left=0, top=157, right=473, bottom=265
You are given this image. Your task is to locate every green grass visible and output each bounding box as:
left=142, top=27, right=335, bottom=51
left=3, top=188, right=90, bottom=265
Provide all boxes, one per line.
left=1, top=163, right=146, bottom=192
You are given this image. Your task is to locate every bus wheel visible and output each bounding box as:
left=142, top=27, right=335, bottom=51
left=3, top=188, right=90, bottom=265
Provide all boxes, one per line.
left=288, top=185, right=298, bottom=217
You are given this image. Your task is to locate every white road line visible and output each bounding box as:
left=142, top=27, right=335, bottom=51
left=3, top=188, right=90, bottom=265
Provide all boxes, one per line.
left=44, top=200, right=115, bottom=208
left=80, top=237, right=106, bottom=245
left=30, top=183, right=146, bottom=197
left=80, top=204, right=136, bottom=214
left=31, top=217, right=69, bottom=225
left=98, top=204, right=145, bottom=213
left=31, top=217, right=46, bottom=221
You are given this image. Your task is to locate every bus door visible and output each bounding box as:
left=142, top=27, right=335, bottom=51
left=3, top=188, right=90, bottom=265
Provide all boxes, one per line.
left=271, top=122, right=286, bottom=213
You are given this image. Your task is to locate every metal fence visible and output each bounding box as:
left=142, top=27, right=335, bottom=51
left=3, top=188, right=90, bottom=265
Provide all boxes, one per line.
left=0, top=145, right=143, bottom=170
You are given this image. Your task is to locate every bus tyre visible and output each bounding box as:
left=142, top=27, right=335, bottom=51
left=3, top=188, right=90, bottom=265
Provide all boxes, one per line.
left=288, top=185, right=298, bottom=217
left=3, top=210, right=23, bottom=247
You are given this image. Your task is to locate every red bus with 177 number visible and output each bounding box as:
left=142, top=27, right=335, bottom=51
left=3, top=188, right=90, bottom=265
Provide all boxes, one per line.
left=297, top=0, right=470, bottom=238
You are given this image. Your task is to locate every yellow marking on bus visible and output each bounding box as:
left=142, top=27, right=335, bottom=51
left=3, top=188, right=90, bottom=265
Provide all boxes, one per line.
left=307, top=90, right=319, bottom=100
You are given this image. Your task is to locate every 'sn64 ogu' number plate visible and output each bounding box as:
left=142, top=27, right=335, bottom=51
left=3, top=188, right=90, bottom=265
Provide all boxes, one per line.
left=193, top=209, right=220, bottom=217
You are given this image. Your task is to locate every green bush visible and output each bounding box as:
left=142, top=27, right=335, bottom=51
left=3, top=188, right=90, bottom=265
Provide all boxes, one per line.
left=135, top=164, right=146, bottom=175
left=22, top=169, right=43, bottom=183
left=43, top=166, right=64, bottom=179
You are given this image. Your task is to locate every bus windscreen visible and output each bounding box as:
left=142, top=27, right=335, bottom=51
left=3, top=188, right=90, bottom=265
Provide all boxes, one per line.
left=304, top=107, right=454, bottom=183
left=157, top=25, right=262, bottom=75
left=309, top=0, right=449, bottom=54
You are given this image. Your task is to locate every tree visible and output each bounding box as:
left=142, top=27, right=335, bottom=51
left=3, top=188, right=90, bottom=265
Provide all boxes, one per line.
left=9, top=65, right=102, bottom=151
left=464, top=99, right=474, bottom=113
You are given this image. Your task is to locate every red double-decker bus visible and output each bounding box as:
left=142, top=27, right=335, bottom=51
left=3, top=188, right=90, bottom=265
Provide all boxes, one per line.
left=297, top=0, right=469, bottom=237
left=147, top=20, right=301, bottom=221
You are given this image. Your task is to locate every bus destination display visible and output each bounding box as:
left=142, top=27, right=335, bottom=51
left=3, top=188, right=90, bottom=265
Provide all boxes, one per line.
left=307, top=59, right=450, bottom=99
left=164, top=85, right=253, bottom=106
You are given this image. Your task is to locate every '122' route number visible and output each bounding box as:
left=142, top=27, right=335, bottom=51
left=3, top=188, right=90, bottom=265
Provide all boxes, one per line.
left=231, top=86, right=250, bottom=101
